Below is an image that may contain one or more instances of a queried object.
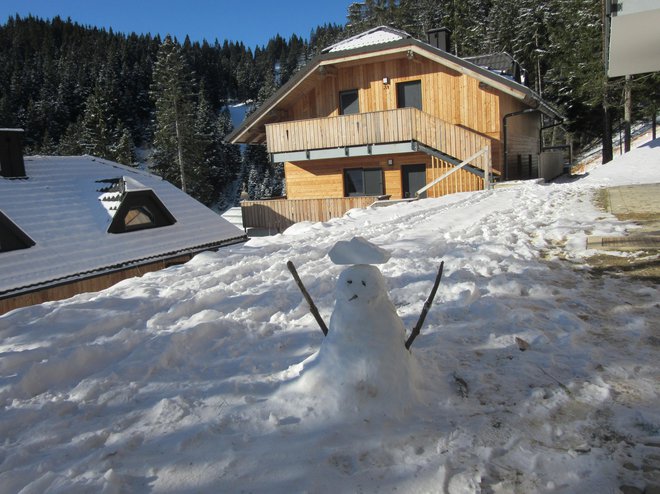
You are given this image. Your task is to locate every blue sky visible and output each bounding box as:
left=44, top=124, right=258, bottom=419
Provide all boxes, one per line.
left=0, top=0, right=349, bottom=48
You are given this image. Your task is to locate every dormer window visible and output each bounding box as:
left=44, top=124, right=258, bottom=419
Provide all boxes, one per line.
left=340, top=89, right=359, bottom=115
left=104, top=182, right=177, bottom=234
left=0, top=210, right=34, bottom=253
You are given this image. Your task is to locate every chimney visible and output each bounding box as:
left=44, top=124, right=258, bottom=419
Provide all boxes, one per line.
left=0, top=129, right=26, bottom=178
left=427, top=27, right=451, bottom=52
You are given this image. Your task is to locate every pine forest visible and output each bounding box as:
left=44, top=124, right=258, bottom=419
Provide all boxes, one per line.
left=1, top=1, right=658, bottom=208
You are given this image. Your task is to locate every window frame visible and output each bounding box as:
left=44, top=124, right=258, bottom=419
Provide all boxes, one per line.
left=343, top=167, right=384, bottom=197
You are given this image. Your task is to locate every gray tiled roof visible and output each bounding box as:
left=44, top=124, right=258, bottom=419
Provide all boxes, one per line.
left=0, top=156, right=245, bottom=296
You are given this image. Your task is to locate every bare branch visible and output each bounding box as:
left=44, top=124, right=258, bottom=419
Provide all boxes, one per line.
left=405, top=261, right=444, bottom=350
left=287, top=260, right=328, bottom=336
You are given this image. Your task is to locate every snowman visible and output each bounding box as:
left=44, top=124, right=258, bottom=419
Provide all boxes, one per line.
left=287, top=237, right=421, bottom=418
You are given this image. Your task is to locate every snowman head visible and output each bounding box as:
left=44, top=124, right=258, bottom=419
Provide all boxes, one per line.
left=336, top=264, right=388, bottom=308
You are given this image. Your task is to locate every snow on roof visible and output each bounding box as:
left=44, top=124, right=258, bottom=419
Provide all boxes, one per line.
left=322, top=26, right=411, bottom=53
left=0, top=156, right=245, bottom=295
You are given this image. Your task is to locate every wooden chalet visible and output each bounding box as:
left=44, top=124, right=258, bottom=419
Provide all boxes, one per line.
left=0, top=129, right=246, bottom=314
left=228, top=26, right=565, bottom=232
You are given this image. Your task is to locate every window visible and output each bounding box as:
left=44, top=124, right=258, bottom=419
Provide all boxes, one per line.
left=0, top=210, right=35, bottom=253
left=107, top=190, right=176, bottom=234
left=124, top=206, right=154, bottom=230
left=344, top=168, right=383, bottom=197
left=339, top=89, right=359, bottom=115
left=396, top=80, right=422, bottom=110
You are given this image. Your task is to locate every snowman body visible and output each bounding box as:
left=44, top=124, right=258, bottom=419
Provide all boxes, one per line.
left=295, top=262, right=420, bottom=417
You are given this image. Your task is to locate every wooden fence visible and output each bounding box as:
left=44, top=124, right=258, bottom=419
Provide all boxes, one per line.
left=241, top=196, right=379, bottom=231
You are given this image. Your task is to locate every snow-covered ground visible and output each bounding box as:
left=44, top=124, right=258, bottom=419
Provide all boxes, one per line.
left=1, top=141, right=659, bottom=493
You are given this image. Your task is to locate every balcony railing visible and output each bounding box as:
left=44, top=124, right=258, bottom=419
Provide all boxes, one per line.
left=265, top=107, right=492, bottom=170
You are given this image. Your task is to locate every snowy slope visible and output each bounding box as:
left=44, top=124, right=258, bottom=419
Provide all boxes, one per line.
left=1, top=141, right=659, bottom=493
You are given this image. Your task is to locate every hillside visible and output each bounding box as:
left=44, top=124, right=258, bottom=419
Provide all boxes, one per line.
left=1, top=140, right=659, bottom=492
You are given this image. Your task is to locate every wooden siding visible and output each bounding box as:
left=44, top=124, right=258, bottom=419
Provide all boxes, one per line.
left=0, top=254, right=194, bottom=315
left=284, top=153, right=484, bottom=201
left=242, top=154, right=484, bottom=230
left=289, top=57, right=511, bottom=137
left=267, top=107, right=492, bottom=171
left=241, top=196, right=378, bottom=231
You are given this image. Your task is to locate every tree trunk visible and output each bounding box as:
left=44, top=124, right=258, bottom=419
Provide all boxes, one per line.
left=602, top=103, right=613, bottom=164
left=624, top=75, right=632, bottom=152
left=601, top=0, right=614, bottom=164
left=174, top=104, right=187, bottom=193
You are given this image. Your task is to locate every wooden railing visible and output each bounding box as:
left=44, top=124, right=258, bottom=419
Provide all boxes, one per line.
left=241, top=196, right=379, bottom=231
left=265, top=107, right=492, bottom=170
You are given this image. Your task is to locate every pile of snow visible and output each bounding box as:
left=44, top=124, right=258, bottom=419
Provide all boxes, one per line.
left=1, top=139, right=659, bottom=493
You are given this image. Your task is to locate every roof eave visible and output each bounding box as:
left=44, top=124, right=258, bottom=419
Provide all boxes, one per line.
left=0, top=235, right=247, bottom=300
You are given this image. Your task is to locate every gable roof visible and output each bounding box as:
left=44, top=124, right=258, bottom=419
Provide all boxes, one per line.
left=227, top=27, right=561, bottom=145
left=322, top=26, right=412, bottom=53
left=0, top=156, right=246, bottom=297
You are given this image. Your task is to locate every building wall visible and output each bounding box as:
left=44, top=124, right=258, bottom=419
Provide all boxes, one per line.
left=259, top=55, right=516, bottom=225
left=0, top=254, right=193, bottom=315
left=285, top=152, right=484, bottom=200
left=287, top=54, right=539, bottom=175
left=292, top=57, right=516, bottom=136
left=501, top=109, right=542, bottom=179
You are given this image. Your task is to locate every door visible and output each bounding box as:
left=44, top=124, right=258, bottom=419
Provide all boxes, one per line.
left=402, top=164, right=427, bottom=199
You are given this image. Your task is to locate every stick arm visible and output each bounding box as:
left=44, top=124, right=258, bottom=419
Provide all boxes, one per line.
left=287, top=260, right=329, bottom=336
left=405, top=261, right=444, bottom=350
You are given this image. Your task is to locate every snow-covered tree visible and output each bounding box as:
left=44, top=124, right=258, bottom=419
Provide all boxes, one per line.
left=150, top=35, right=197, bottom=192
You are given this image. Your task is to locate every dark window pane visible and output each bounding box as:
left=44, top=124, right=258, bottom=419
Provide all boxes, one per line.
left=364, top=168, right=383, bottom=195
left=340, top=89, right=359, bottom=115
left=344, top=168, right=363, bottom=196
left=397, top=80, right=422, bottom=110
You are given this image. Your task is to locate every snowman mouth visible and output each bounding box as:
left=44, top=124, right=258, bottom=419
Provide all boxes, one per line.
left=348, top=294, right=358, bottom=301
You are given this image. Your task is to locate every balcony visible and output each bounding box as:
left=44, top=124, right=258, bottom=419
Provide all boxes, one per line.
left=265, top=107, right=493, bottom=171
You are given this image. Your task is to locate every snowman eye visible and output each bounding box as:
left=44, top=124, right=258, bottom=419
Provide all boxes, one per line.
left=347, top=280, right=352, bottom=284
left=361, top=280, right=367, bottom=286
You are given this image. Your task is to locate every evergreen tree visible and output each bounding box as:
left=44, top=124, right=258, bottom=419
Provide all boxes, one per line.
left=242, top=69, right=280, bottom=199
left=58, top=119, right=84, bottom=155
left=215, top=106, right=243, bottom=208
left=189, top=88, right=220, bottom=205
left=79, top=82, right=115, bottom=159
left=112, top=126, right=137, bottom=166
left=150, top=35, right=197, bottom=192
